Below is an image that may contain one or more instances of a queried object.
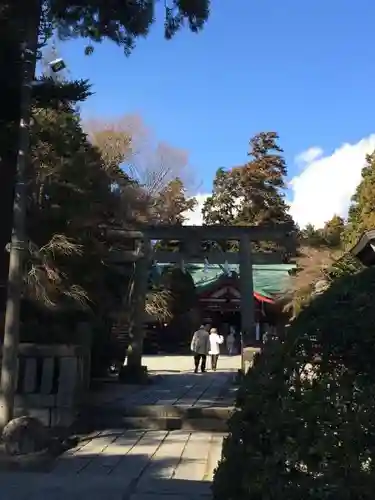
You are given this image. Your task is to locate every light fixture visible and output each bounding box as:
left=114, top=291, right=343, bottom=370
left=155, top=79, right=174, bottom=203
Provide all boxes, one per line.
left=49, top=57, right=66, bottom=73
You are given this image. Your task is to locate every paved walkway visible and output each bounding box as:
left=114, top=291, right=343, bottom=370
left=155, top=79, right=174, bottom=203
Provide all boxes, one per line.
left=1, top=355, right=240, bottom=499
left=89, top=355, right=240, bottom=409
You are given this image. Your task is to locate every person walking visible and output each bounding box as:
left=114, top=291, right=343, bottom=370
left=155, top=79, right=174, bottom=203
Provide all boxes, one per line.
left=209, top=327, right=224, bottom=371
left=226, top=328, right=236, bottom=355
left=190, top=324, right=210, bottom=373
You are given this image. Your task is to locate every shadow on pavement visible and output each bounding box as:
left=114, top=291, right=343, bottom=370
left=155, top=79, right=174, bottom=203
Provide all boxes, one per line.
left=77, top=370, right=236, bottom=433
left=0, top=435, right=217, bottom=499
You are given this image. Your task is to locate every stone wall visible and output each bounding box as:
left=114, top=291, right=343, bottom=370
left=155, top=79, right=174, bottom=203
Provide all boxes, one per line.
left=0, top=342, right=91, bottom=428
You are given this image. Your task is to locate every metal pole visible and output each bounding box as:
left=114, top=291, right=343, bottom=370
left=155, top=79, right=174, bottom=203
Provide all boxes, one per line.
left=0, top=0, right=41, bottom=427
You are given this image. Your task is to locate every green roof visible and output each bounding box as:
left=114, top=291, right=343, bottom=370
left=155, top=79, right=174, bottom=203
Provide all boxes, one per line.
left=155, top=263, right=295, bottom=299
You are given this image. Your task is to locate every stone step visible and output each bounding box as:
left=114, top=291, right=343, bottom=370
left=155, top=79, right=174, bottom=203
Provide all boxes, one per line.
left=83, top=404, right=233, bottom=419
left=78, top=415, right=228, bottom=432
left=75, top=405, right=233, bottom=433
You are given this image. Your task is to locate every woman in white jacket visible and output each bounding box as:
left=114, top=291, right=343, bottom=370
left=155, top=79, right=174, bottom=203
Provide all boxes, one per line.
left=209, top=327, right=224, bottom=371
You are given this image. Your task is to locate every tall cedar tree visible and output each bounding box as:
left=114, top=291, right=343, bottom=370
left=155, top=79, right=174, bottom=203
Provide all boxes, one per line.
left=202, top=168, right=241, bottom=225
left=0, top=0, right=210, bottom=318
left=343, top=152, right=375, bottom=247
left=203, top=132, right=295, bottom=253
left=203, top=132, right=292, bottom=227
left=236, top=132, right=293, bottom=226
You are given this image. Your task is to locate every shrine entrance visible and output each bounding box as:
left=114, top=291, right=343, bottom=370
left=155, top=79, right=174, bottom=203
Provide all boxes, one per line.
left=105, top=223, right=295, bottom=378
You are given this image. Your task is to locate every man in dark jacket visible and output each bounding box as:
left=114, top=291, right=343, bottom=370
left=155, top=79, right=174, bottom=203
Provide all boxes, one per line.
left=190, top=324, right=210, bottom=373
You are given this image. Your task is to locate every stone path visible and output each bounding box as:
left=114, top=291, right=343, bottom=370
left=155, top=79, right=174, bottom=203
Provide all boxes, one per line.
left=1, top=355, right=240, bottom=499
left=83, top=355, right=240, bottom=431
left=89, top=357, right=238, bottom=407
left=0, top=429, right=224, bottom=499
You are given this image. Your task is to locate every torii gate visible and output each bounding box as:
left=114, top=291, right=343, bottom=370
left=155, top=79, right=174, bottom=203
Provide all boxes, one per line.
left=105, top=223, right=295, bottom=379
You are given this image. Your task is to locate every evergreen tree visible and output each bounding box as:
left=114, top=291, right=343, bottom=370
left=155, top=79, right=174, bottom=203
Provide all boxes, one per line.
left=237, top=132, right=293, bottom=226
left=152, top=178, right=196, bottom=252
left=299, top=218, right=345, bottom=249
left=300, top=223, right=324, bottom=246
left=321, top=215, right=345, bottom=248
left=343, top=152, right=375, bottom=247
left=203, top=132, right=295, bottom=254
left=202, top=168, right=241, bottom=225
left=152, top=178, right=196, bottom=225
left=0, top=0, right=211, bottom=317
left=203, top=132, right=293, bottom=228
left=26, top=89, right=120, bottom=313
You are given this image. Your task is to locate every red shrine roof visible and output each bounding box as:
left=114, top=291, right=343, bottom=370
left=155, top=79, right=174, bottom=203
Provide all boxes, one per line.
left=198, top=275, right=275, bottom=304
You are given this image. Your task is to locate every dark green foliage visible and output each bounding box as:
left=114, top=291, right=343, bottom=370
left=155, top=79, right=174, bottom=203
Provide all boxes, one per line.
left=0, top=0, right=210, bottom=315
left=51, top=0, right=210, bottom=54
left=19, top=80, right=132, bottom=370
left=26, top=99, right=126, bottom=307
left=32, top=76, right=92, bottom=110
left=152, top=178, right=196, bottom=226
left=161, top=267, right=197, bottom=317
left=158, top=267, right=199, bottom=349
left=328, top=251, right=364, bottom=280
left=203, top=132, right=293, bottom=227
left=300, top=216, right=345, bottom=250
left=344, top=152, right=375, bottom=247
left=321, top=215, right=345, bottom=248
left=152, top=178, right=197, bottom=252
left=203, top=132, right=296, bottom=255
left=213, top=266, right=375, bottom=500
left=299, top=223, right=328, bottom=248
left=202, top=168, right=241, bottom=225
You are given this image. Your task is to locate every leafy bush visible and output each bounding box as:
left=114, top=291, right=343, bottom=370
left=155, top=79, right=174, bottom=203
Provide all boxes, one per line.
left=213, top=266, right=375, bottom=500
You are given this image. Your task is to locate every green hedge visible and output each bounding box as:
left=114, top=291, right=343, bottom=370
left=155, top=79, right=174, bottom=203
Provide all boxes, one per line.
left=213, top=266, right=375, bottom=500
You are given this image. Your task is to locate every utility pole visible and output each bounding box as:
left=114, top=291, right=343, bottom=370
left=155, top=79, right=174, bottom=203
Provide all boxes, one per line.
left=0, top=0, right=41, bottom=428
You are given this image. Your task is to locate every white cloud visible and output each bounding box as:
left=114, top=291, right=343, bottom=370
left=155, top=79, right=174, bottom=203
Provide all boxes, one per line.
left=184, top=193, right=209, bottom=225
left=289, top=135, right=375, bottom=228
left=184, top=135, right=375, bottom=230
left=294, top=146, right=323, bottom=166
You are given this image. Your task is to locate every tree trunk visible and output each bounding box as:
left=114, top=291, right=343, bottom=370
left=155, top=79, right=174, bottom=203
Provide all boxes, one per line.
left=0, top=5, right=24, bottom=323
left=0, top=0, right=41, bottom=426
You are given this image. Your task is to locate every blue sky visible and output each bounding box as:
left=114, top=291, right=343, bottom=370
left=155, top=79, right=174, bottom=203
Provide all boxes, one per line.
left=59, top=0, right=375, bottom=227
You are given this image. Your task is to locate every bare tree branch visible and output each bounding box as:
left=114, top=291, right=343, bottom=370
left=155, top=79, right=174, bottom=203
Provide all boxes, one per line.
left=145, top=288, right=172, bottom=321
left=84, top=114, right=196, bottom=195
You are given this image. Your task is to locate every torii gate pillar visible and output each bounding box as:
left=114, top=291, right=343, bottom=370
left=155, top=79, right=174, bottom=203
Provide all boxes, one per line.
left=239, top=234, right=255, bottom=344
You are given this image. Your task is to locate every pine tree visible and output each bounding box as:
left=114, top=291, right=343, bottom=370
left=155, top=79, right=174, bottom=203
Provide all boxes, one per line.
left=343, top=152, right=375, bottom=247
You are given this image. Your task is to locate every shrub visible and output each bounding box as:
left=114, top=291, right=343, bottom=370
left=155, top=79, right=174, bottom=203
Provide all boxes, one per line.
left=213, top=266, right=375, bottom=500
